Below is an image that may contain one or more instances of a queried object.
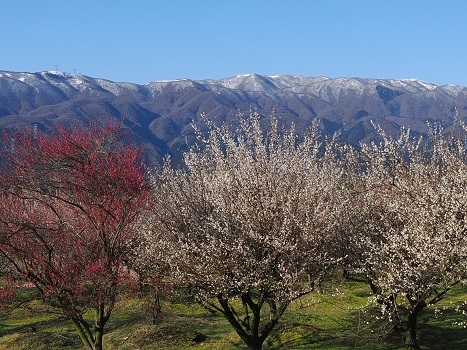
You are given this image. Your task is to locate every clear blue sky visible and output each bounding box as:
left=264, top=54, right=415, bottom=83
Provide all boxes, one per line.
left=2, top=0, right=467, bottom=86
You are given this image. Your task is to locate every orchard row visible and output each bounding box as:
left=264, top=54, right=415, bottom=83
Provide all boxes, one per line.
left=1, top=115, right=466, bottom=350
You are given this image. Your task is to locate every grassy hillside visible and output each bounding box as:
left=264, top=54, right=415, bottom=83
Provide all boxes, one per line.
left=0, top=279, right=466, bottom=349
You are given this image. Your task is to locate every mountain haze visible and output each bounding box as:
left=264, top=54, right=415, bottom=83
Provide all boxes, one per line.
left=1, top=70, right=466, bottom=162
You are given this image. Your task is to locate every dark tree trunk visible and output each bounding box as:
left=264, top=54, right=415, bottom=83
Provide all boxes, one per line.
left=393, top=297, right=425, bottom=350
left=216, top=295, right=266, bottom=350
left=70, top=304, right=110, bottom=350
left=213, top=291, right=290, bottom=350
left=401, top=311, right=421, bottom=350
left=244, top=338, right=264, bottom=350
left=152, top=289, right=162, bottom=324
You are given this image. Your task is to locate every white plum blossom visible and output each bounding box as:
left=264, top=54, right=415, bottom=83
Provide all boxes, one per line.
left=344, top=123, right=467, bottom=350
left=141, top=113, right=345, bottom=350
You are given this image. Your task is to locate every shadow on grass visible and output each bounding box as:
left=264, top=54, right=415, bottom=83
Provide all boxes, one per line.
left=416, top=324, right=467, bottom=350
left=0, top=316, right=82, bottom=350
left=1, top=288, right=466, bottom=350
left=261, top=304, right=467, bottom=350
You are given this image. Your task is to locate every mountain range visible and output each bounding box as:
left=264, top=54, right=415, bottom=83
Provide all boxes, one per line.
left=1, top=70, right=466, bottom=163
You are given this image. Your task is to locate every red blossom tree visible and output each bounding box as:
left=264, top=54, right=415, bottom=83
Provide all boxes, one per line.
left=0, top=121, right=149, bottom=350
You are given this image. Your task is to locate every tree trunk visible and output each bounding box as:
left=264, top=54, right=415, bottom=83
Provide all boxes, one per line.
left=223, top=316, right=265, bottom=350
left=216, top=295, right=266, bottom=350
left=93, top=303, right=109, bottom=350
left=70, top=305, right=109, bottom=350
left=71, top=319, right=94, bottom=350
left=243, top=337, right=264, bottom=350
left=401, top=311, right=421, bottom=350
left=152, top=289, right=162, bottom=324
left=94, top=329, right=104, bottom=350
left=71, top=318, right=104, bottom=350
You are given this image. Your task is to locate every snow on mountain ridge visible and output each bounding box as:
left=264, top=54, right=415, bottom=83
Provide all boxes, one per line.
left=1, top=69, right=466, bottom=164
left=146, top=79, right=199, bottom=94
left=1, top=70, right=464, bottom=103
left=205, top=74, right=281, bottom=92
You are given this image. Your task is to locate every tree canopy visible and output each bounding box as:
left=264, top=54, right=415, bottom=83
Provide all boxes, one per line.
left=140, top=114, right=346, bottom=350
left=0, top=121, right=149, bottom=350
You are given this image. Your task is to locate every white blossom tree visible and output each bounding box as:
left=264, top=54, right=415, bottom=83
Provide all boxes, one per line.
left=140, top=114, right=345, bottom=350
left=344, top=124, right=467, bottom=350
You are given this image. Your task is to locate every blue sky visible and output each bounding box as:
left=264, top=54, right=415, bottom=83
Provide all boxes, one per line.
left=2, top=0, right=467, bottom=86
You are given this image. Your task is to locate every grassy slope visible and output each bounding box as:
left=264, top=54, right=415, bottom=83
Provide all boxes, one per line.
left=0, top=280, right=466, bottom=350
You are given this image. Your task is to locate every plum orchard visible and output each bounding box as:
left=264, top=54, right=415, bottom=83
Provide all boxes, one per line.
left=0, top=116, right=466, bottom=350
left=141, top=115, right=467, bottom=350
left=0, top=122, right=149, bottom=350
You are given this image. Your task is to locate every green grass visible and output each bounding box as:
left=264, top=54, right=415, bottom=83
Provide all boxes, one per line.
left=1, top=280, right=466, bottom=349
